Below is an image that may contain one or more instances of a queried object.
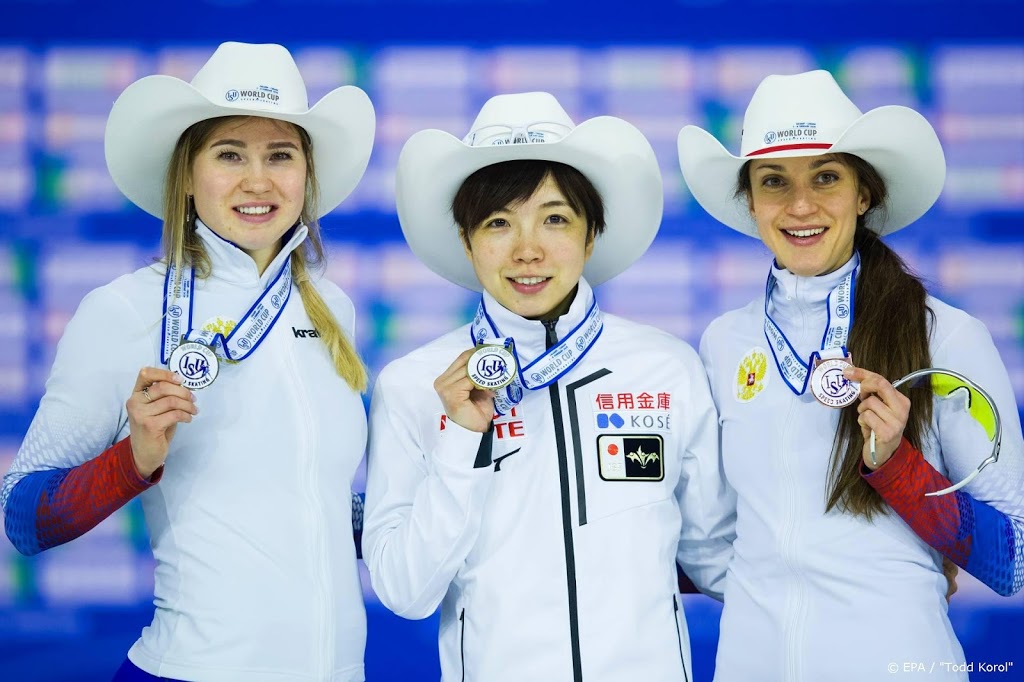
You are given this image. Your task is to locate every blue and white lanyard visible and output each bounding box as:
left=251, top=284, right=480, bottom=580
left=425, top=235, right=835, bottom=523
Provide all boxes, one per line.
left=763, top=255, right=859, bottom=396
left=161, top=257, right=293, bottom=364
left=470, top=295, right=604, bottom=415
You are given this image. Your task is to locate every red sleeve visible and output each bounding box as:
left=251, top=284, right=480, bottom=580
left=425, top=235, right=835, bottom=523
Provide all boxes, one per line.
left=32, top=438, right=162, bottom=551
left=862, top=438, right=971, bottom=565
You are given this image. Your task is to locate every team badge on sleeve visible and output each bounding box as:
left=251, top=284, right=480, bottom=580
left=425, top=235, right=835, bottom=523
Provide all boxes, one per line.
left=596, top=435, right=664, bottom=481
left=736, top=347, right=769, bottom=403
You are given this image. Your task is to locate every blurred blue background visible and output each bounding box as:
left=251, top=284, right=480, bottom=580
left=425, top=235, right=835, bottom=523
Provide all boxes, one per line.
left=1, top=0, right=1023, bottom=680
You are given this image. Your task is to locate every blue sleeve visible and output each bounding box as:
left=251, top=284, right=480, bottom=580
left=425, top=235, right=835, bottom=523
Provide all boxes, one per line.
left=962, top=495, right=1023, bottom=596
left=3, top=470, right=65, bottom=555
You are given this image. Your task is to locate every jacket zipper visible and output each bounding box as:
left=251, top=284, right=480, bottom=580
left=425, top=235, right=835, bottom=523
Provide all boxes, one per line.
left=543, top=319, right=583, bottom=682
left=673, top=595, right=690, bottom=682
left=459, top=608, right=466, bottom=682
left=284, top=321, right=331, bottom=679
left=780, top=283, right=808, bottom=682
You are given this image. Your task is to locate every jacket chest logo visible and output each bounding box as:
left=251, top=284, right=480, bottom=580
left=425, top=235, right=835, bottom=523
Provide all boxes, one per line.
left=735, top=347, right=769, bottom=403
left=198, top=317, right=239, bottom=364
left=593, top=391, right=672, bottom=432
left=596, top=434, right=664, bottom=481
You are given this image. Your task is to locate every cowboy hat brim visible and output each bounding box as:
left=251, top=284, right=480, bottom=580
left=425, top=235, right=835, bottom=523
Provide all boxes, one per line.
left=678, top=105, right=945, bottom=238
left=104, top=75, right=374, bottom=219
left=396, top=116, right=664, bottom=292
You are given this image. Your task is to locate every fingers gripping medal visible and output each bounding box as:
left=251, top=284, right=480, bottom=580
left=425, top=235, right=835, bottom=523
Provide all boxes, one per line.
left=810, top=353, right=860, bottom=408
left=168, top=341, right=219, bottom=390
left=467, top=341, right=517, bottom=391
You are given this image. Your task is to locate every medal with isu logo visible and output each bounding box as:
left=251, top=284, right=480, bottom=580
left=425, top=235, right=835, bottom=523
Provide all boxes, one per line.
left=809, top=352, right=860, bottom=408
left=160, top=220, right=300, bottom=389
left=468, top=286, right=604, bottom=414
left=763, top=255, right=860, bottom=405
left=168, top=341, right=220, bottom=390
left=467, top=341, right=517, bottom=391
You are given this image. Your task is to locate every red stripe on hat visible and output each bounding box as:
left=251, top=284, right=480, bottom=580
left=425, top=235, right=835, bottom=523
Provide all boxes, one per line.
left=745, top=142, right=834, bottom=157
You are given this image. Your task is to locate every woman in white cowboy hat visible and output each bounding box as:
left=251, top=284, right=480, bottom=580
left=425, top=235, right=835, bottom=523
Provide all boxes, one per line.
left=678, top=70, right=1024, bottom=681
left=362, top=92, right=734, bottom=682
left=1, top=42, right=374, bottom=681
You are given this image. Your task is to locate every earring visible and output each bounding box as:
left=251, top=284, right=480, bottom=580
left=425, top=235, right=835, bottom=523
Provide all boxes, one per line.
left=185, top=194, right=195, bottom=229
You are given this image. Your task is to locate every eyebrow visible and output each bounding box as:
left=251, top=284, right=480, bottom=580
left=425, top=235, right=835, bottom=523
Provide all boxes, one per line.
left=209, top=139, right=300, bottom=151
left=540, top=200, right=575, bottom=210
left=491, top=199, right=576, bottom=214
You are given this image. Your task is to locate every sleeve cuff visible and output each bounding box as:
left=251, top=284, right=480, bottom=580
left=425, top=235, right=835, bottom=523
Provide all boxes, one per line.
left=432, top=419, right=495, bottom=471
left=115, top=438, right=163, bottom=489
left=861, top=437, right=917, bottom=490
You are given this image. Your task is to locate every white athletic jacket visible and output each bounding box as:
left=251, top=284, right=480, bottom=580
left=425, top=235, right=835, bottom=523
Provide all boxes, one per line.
left=2, top=224, right=368, bottom=681
left=701, top=255, right=1024, bottom=682
left=364, top=278, right=734, bottom=682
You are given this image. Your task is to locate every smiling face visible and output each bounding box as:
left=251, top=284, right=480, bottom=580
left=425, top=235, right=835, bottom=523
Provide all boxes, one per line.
left=188, top=117, right=307, bottom=273
left=747, top=154, right=870, bottom=277
left=463, top=174, right=595, bottom=320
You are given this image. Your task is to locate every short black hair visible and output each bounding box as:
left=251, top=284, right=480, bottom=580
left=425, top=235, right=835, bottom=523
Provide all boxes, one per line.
left=451, top=160, right=605, bottom=243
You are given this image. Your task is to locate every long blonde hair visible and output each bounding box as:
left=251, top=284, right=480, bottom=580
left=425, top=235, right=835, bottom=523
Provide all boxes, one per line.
left=162, top=115, right=367, bottom=392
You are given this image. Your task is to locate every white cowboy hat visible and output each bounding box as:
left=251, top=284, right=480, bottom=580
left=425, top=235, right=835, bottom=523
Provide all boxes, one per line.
left=677, top=70, right=945, bottom=238
left=104, top=41, right=374, bottom=219
left=395, top=92, right=663, bottom=291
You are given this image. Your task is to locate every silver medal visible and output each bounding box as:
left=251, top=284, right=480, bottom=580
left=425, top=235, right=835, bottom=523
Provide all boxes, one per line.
left=467, top=343, right=517, bottom=391
left=810, top=356, right=860, bottom=408
left=168, top=341, right=220, bottom=390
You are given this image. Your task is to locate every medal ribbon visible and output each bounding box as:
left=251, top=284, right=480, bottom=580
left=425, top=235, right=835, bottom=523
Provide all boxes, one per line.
left=470, top=294, right=604, bottom=415
left=161, top=255, right=293, bottom=364
left=763, top=254, right=859, bottom=396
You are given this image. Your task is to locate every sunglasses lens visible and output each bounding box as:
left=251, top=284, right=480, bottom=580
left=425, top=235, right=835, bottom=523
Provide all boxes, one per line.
left=900, top=372, right=998, bottom=442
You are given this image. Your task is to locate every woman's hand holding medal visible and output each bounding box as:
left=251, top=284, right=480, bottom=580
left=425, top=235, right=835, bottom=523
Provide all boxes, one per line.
left=843, top=366, right=911, bottom=470
left=433, top=348, right=496, bottom=434
left=127, top=367, right=199, bottom=478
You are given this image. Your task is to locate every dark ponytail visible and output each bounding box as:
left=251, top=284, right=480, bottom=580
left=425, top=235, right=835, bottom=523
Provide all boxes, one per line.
left=738, top=153, right=935, bottom=518
left=826, top=225, right=934, bottom=518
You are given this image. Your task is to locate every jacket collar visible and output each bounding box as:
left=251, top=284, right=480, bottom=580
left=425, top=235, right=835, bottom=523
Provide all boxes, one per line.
left=769, top=253, right=858, bottom=311
left=195, top=219, right=308, bottom=288
left=479, top=277, right=595, bottom=366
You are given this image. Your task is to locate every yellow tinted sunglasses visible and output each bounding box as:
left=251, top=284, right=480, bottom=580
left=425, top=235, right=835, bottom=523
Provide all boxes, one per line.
left=870, top=368, right=1002, bottom=497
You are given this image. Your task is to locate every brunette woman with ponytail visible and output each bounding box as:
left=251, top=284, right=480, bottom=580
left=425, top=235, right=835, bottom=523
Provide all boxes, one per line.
left=679, top=71, right=1024, bottom=682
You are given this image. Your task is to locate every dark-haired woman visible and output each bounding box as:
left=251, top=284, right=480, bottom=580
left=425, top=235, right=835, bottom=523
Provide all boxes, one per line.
left=678, top=70, right=1024, bottom=681
left=363, top=92, right=735, bottom=681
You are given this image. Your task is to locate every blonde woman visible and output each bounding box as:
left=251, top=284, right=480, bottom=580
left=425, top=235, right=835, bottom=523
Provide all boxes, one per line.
left=2, top=42, right=374, bottom=681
